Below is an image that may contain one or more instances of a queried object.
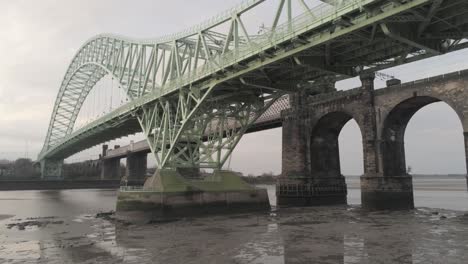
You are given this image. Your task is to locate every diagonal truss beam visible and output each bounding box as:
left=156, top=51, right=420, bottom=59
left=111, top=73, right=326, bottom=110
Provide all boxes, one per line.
left=380, top=23, right=440, bottom=55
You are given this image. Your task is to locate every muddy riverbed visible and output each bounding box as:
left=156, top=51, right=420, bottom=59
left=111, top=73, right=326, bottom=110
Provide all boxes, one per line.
left=0, top=178, right=467, bottom=263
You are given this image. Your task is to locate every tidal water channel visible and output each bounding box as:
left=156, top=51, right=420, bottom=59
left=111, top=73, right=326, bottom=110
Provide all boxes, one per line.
left=1, top=176, right=468, bottom=263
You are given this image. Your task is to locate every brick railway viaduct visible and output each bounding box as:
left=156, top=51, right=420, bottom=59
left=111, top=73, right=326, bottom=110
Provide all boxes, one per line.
left=95, top=70, right=468, bottom=210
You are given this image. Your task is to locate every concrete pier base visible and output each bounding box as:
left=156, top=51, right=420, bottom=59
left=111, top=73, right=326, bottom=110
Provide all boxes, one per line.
left=116, top=169, right=270, bottom=223
left=276, top=177, right=347, bottom=207
left=361, top=176, right=414, bottom=210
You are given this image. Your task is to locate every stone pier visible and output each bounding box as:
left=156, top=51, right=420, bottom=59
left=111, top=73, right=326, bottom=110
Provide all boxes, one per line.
left=278, top=80, right=348, bottom=206
left=278, top=106, right=347, bottom=206
left=100, top=145, right=121, bottom=180
left=360, top=72, right=414, bottom=210
left=101, top=158, right=121, bottom=180
left=125, top=152, right=147, bottom=180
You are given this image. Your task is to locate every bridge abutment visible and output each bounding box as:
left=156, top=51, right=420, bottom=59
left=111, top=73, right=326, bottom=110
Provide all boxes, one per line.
left=125, top=152, right=147, bottom=181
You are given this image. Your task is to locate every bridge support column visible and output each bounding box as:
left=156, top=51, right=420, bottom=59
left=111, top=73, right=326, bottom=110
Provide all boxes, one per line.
left=277, top=103, right=310, bottom=206
left=126, top=152, right=147, bottom=180
left=277, top=91, right=347, bottom=207
left=280, top=108, right=309, bottom=178
left=101, top=158, right=121, bottom=180
left=359, top=73, right=414, bottom=210
left=40, top=159, right=63, bottom=180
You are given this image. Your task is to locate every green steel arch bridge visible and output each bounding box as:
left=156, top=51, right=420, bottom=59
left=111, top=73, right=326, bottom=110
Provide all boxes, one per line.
left=39, top=0, right=468, bottom=179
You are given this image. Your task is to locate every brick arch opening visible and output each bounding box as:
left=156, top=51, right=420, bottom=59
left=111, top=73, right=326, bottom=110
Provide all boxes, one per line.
left=381, top=96, right=464, bottom=177
left=310, top=111, right=363, bottom=179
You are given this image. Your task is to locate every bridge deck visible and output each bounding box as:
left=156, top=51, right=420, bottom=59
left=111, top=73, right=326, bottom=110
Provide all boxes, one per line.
left=40, top=0, right=468, bottom=162
left=103, top=68, right=468, bottom=160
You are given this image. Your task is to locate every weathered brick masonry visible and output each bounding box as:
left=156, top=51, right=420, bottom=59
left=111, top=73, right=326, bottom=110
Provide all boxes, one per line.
left=278, top=70, right=468, bottom=210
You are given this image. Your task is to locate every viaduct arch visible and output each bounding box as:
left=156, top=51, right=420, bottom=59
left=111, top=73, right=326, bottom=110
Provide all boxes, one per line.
left=279, top=71, right=468, bottom=210
left=380, top=96, right=464, bottom=178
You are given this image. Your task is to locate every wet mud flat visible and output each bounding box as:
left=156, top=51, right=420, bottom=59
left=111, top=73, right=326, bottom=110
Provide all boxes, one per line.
left=1, top=206, right=468, bottom=264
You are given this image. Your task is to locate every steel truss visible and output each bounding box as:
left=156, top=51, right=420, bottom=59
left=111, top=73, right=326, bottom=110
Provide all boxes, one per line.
left=137, top=84, right=282, bottom=169
left=39, top=0, right=468, bottom=175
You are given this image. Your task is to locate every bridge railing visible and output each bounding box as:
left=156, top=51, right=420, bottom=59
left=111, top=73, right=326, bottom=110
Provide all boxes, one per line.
left=147, top=0, right=263, bottom=44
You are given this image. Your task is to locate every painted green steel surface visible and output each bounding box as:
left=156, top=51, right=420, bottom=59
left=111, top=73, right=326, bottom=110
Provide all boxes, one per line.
left=39, top=0, right=468, bottom=174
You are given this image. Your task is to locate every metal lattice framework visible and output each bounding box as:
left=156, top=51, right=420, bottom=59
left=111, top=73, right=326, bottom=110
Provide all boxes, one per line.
left=39, top=0, right=468, bottom=176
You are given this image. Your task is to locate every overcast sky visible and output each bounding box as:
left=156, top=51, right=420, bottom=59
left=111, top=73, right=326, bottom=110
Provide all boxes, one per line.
left=0, top=0, right=466, bottom=176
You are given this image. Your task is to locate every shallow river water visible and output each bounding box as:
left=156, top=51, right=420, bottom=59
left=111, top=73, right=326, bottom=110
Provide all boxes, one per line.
left=1, top=176, right=468, bottom=263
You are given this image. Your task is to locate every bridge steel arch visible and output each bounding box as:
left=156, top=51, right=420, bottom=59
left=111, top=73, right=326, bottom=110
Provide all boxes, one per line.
left=39, top=0, right=370, bottom=178
left=39, top=0, right=468, bottom=180
left=42, top=0, right=325, bottom=178
left=40, top=0, right=276, bottom=178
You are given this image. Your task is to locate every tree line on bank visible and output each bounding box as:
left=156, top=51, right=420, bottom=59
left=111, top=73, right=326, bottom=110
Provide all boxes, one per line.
left=0, top=158, right=40, bottom=179
left=0, top=158, right=279, bottom=182
left=0, top=158, right=127, bottom=180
